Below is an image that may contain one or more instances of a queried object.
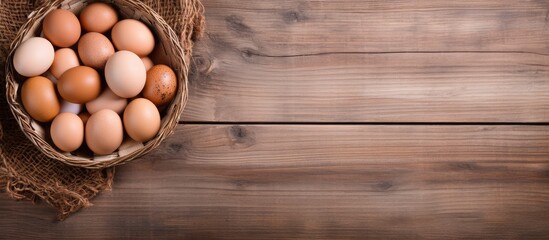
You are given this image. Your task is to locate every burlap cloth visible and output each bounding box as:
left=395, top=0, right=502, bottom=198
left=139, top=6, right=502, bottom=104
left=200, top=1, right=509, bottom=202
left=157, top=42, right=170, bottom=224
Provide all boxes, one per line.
left=0, top=0, right=204, bottom=220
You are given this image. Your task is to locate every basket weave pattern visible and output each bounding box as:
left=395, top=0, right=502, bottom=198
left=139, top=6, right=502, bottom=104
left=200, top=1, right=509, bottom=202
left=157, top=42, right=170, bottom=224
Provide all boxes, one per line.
left=5, top=0, right=203, bottom=169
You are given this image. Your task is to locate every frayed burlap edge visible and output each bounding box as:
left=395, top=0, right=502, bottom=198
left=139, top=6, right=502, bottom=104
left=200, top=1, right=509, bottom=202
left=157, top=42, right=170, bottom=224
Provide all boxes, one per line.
left=1, top=153, right=115, bottom=220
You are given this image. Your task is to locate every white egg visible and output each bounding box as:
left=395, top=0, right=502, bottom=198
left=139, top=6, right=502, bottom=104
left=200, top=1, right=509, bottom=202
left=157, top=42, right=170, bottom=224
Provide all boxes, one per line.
left=13, top=37, right=55, bottom=77
left=60, top=101, right=82, bottom=114
left=105, top=51, right=146, bottom=98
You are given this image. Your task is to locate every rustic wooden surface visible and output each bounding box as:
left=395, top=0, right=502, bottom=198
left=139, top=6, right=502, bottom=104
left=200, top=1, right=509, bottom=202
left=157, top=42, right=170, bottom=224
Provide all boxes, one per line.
left=183, top=0, right=549, bottom=122
left=3, top=0, right=549, bottom=239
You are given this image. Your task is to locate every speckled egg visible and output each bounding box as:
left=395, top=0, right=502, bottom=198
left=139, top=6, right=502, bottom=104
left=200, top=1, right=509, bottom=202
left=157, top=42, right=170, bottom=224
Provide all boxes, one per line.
left=142, top=64, right=177, bottom=106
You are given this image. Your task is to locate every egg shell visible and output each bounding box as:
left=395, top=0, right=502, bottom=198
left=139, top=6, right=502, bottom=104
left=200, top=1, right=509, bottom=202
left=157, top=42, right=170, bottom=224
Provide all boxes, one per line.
left=21, top=76, right=60, bottom=122
left=86, top=87, right=128, bottom=114
left=13, top=37, right=55, bottom=77
left=50, top=48, right=80, bottom=79
left=79, top=2, right=118, bottom=33
left=42, top=9, right=81, bottom=47
left=143, top=64, right=177, bottom=106
left=78, top=32, right=115, bottom=69
left=111, top=19, right=155, bottom=56
left=51, top=112, right=84, bottom=152
left=141, top=57, right=154, bottom=71
left=123, top=98, right=160, bottom=142
left=105, top=50, right=146, bottom=98
left=58, top=66, right=102, bottom=104
left=86, top=109, right=123, bottom=155
left=60, top=100, right=82, bottom=114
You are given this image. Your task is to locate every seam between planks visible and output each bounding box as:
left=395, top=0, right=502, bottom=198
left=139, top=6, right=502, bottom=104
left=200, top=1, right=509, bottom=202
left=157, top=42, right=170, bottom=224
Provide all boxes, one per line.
left=241, top=50, right=549, bottom=58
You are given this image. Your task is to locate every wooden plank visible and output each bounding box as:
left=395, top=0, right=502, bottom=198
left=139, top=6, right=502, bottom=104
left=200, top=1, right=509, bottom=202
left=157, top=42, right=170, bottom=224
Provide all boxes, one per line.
left=3, top=124, right=549, bottom=239
left=199, top=0, right=549, bottom=55
left=182, top=0, right=549, bottom=122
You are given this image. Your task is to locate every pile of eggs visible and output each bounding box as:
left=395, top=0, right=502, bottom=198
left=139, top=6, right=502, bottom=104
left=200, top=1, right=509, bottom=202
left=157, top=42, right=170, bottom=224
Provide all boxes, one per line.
left=13, top=2, right=178, bottom=156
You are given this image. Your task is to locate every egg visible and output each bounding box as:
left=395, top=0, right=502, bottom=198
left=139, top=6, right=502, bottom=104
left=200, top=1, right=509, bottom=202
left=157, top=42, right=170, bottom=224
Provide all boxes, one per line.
left=79, top=2, right=118, bottom=33
left=42, top=9, right=81, bottom=47
left=105, top=50, right=146, bottom=98
left=143, top=64, right=177, bottom=106
left=21, top=76, right=60, bottom=122
left=13, top=37, right=54, bottom=77
left=57, top=66, right=101, bottom=104
left=50, top=48, right=80, bottom=79
left=78, top=32, right=115, bottom=69
left=141, top=57, right=154, bottom=71
left=60, top=100, right=82, bottom=114
left=111, top=19, right=155, bottom=56
left=50, top=112, right=84, bottom=152
left=86, top=88, right=128, bottom=114
left=86, top=109, right=123, bottom=155
left=123, top=98, right=160, bottom=142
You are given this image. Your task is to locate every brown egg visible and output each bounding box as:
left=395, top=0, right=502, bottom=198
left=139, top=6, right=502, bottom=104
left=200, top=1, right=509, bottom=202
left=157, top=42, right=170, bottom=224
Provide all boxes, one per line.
left=50, top=48, right=80, bottom=79
left=78, top=32, right=115, bottom=69
left=58, top=66, right=101, bottom=104
left=111, top=19, right=155, bottom=56
left=86, top=109, right=123, bottom=155
left=123, top=98, right=160, bottom=142
left=21, top=76, right=60, bottom=122
left=143, top=64, right=177, bottom=106
left=43, top=9, right=81, bottom=47
left=79, top=2, right=118, bottom=33
left=51, top=112, right=84, bottom=152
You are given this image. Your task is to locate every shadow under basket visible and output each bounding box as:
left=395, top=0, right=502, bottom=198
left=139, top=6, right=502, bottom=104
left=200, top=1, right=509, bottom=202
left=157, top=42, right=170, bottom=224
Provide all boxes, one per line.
left=5, top=0, right=189, bottom=169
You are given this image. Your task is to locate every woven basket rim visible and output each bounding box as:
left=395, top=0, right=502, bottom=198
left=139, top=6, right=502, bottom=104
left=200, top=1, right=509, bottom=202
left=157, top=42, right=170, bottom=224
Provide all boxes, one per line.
left=5, top=0, right=191, bottom=169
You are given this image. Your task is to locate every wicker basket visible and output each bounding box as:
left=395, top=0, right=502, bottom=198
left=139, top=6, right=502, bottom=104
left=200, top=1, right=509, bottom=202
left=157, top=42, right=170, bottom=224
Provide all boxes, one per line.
left=5, top=0, right=189, bottom=169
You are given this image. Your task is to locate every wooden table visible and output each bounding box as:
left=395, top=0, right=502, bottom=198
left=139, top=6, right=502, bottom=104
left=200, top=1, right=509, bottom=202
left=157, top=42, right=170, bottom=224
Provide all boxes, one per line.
left=3, top=0, right=549, bottom=239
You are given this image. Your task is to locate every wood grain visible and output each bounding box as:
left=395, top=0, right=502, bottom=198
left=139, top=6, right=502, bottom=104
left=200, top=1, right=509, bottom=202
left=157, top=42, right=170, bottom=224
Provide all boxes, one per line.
left=4, top=1, right=549, bottom=239
left=183, top=0, right=549, bottom=122
left=3, top=124, right=549, bottom=239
